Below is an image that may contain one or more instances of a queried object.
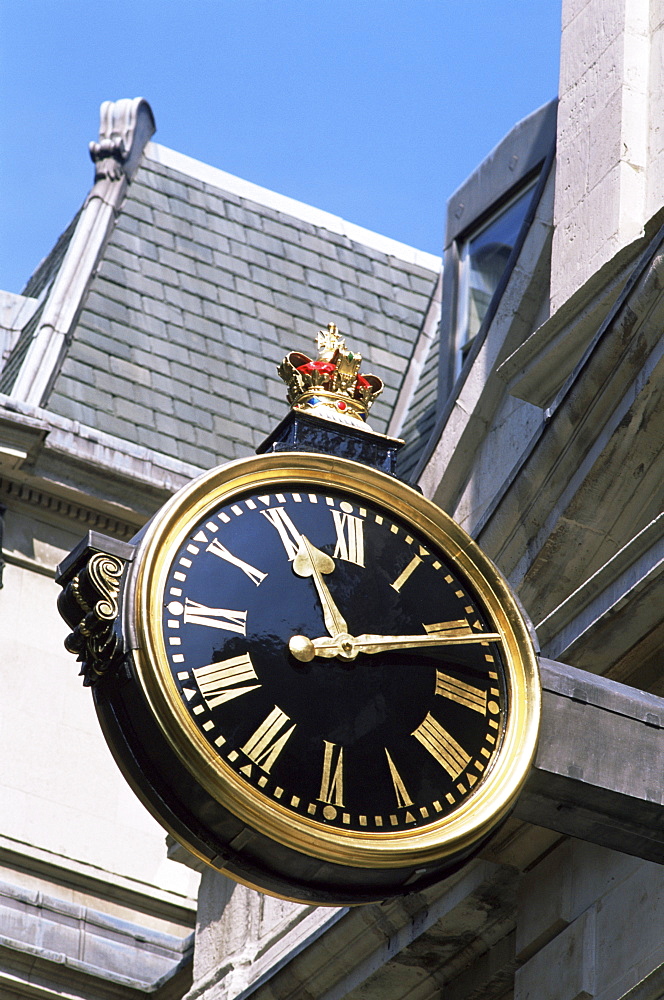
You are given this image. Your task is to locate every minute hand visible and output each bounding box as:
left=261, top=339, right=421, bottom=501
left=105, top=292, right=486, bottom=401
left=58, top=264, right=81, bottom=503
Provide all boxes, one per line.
left=311, top=629, right=503, bottom=659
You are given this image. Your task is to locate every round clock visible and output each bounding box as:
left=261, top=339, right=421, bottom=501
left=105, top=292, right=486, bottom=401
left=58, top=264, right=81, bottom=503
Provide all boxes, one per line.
left=99, top=452, right=539, bottom=905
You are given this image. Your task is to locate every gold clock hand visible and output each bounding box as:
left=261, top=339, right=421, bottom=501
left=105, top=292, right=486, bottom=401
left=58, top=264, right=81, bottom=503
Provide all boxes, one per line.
left=289, top=626, right=502, bottom=662
left=292, top=535, right=348, bottom=637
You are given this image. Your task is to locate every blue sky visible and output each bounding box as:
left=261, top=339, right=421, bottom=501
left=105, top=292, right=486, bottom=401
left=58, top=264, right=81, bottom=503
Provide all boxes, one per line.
left=0, top=1, right=560, bottom=294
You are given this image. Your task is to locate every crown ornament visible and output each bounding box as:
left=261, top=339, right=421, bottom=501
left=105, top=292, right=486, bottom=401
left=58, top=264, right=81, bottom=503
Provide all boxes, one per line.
left=277, top=323, right=383, bottom=429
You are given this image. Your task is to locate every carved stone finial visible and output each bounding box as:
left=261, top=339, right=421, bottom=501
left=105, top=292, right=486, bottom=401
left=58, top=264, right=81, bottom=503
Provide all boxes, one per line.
left=89, top=97, right=156, bottom=183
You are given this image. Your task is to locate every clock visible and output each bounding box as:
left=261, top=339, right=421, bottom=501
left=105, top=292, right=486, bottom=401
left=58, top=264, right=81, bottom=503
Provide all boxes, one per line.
left=98, top=451, right=539, bottom=905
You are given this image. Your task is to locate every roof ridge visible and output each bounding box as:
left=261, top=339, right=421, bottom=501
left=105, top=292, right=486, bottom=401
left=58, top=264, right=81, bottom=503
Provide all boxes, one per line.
left=146, top=143, right=441, bottom=273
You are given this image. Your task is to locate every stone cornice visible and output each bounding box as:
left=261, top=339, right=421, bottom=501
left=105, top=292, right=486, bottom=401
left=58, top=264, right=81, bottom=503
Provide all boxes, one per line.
left=0, top=395, right=204, bottom=531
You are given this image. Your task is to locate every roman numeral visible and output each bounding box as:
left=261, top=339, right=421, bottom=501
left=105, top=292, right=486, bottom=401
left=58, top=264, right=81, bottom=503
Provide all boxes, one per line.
left=331, top=511, right=365, bottom=566
left=206, top=538, right=267, bottom=586
left=412, top=713, right=471, bottom=780
left=183, top=598, right=247, bottom=634
left=193, top=653, right=260, bottom=708
left=385, top=749, right=413, bottom=808
left=261, top=507, right=302, bottom=560
left=318, top=741, right=344, bottom=806
left=241, top=706, right=296, bottom=772
left=435, top=671, right=487, bottom=714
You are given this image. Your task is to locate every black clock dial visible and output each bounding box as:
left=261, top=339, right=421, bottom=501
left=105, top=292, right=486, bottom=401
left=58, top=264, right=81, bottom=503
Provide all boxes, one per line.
left=160, top=486, right=507, bottom=834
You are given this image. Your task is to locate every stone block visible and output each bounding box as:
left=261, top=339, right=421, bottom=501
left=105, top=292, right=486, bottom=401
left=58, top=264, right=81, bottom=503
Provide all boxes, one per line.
left=126, top=270, right=167, bottom=300
left=200, top=299, right=242, bottom=329
left=173, top=398, right=214, bottom=431
left=300, top=231, right=340, bottom=257
left=259, top=216, right=299, bottom=244
left=174, top=234, right=215, bottom=265
left=272, top=291, right=316, bottom=322
left=178, top=272, right=219, bottom=303
left=211, top=251, right=251, bottom=280
left=84, top=289, right=131, bottom=326
left=183, top=220, right=231, bottom=253
left=142, top=294, right=183, bottom=326
left=104, top=243, right=143, bottom=273
left=156, top=246, right=192, bottom=274
left=371, top=259, right=410, bottom=285
left=282, top=242, right=322, bottom=270
left=217, top=288, right=258, bottom=317
left=268, top=256, right=306, bottom=283
left=319, top=293, right=365, bottom=323
left=163, top=322, right=207, bottom=356
left=167, top=195, right=208, bottom=228
left=594, top=861, right=664, bottom=998
left=153, top=174, right=191, bottom=201
left=515, top=908, right=596, bottom=1000
left=123, top=197, right=155, bottom=226
left=111, top=396, right=154, bottom=428
left=163, top=285, right=202, bottom=315
left=132, top=183, right=171, bottom=214
left=228, top=240, right=268, bottom=269
left=246, top=230, right=284, bottom=257
left=516, top=840, right=640, bottom=961
left=305, top=269, right=344, bottom=297
left=226, top=201, right=263, bottom=231
left=181, top=311, right=221, bottom=341
left=109, top=355, right=153, bottom=387
left=315, top=257, right=360, bottom=285
left=336, top=246, right=373, bottom=272
left=255, top=301, right=299, bottom=330
left=409, top=271, right=438, bottom=295
left=195, top=259, right=237, bottom=291
left=236, top=275, right=280, bottom=303
left=138, top=425, right=178, bottom=457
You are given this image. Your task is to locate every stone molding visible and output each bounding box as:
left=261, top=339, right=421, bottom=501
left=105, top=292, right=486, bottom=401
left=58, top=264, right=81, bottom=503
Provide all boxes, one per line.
left=0, top=394, right=203, bottom=526
left=498, top=208, right=664, bottom=408
left=537, top=514, right=664, bottom=660
left=0, top=833, right=197, bottom=925
left=0, top=475, right=137, bottom=541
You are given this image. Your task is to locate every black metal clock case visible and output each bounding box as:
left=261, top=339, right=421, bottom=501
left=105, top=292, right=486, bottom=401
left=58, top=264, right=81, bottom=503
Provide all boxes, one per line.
left=58, top=450, right=540, bottom=906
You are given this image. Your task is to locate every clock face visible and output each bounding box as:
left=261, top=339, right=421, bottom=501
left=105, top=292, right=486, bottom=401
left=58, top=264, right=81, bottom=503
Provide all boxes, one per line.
left=160, top=486, right=506, bottom=835
left=132, top=455, right=539, bottom=872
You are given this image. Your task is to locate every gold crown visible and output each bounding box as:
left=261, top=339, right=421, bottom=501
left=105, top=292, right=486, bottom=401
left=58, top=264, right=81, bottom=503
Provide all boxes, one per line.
left=277, top=323, right=383, bottom=427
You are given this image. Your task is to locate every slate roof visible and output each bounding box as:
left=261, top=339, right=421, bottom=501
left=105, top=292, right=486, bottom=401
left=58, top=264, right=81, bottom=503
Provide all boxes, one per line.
left=21, top=142, right=440, bottom=473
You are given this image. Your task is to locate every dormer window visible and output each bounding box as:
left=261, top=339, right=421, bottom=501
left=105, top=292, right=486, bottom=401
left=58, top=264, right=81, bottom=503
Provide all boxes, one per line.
left=454, top=176, right=538, bottom=376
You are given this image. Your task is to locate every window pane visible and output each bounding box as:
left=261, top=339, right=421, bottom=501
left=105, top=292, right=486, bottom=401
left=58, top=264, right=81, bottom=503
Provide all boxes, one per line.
left=456, top=179, right=537, bottom=371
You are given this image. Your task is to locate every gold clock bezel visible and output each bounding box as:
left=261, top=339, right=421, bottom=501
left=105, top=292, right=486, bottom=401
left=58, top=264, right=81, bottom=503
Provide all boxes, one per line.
left=127, top=452, right=540, bottom=871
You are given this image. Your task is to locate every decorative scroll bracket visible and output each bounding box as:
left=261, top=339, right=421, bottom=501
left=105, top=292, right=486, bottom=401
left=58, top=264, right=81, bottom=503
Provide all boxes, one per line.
left=56, top=531, right=135, bottom=686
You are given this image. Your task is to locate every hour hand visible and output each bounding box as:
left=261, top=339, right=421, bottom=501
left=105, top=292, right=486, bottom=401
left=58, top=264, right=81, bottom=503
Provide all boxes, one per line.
left=292, top=535, right=347, bottom=637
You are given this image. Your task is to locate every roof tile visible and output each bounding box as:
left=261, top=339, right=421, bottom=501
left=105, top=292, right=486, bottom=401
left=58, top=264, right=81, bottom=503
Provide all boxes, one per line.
left=44, top=149, right=437, bottom=467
